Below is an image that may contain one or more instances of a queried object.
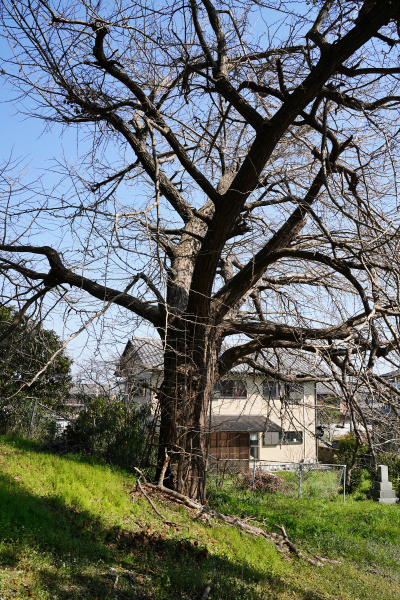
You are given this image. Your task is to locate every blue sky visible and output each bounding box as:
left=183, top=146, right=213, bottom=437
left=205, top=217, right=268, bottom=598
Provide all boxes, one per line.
left=0, top=35, right=124, bottom=370
left=0, top=62, right=155, bottom=374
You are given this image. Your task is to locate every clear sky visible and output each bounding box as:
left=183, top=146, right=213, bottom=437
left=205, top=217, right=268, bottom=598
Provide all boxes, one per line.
left=0, top=65, right=156, bottom=376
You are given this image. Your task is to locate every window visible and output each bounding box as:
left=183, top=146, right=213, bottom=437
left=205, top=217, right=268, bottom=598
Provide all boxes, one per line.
left=281, top=431, right=303, bottom=444
left=263, top=430, right=303, bottom=445
left=213, top=379, right=247, bottom=398
left=263, top=380, right=286, bottom=399
left=263, top=431, right=280, bottom=446
left=249, top=432, right=259, bottom=459
left=263, top=380, right=304, bottom=403
left=287, top=382, right=304, bottom=404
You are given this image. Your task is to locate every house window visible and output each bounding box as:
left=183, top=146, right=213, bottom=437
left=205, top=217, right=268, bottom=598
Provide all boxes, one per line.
left=263, top=380, right=286, bottom=399
left=263, top=431, right=280, bottom=446
left=287, top=383, right=304, bottom=404
left=263, top=430, right=303, bottom=445
left=281, top=431, right=303, bottom=444
left=263, top=380, right=304, bottom=403
left=213, top=379, right=247, bottom=398
left=249, top=432, right=259, bottom=459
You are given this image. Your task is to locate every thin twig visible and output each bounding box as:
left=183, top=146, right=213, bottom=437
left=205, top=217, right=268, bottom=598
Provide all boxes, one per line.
left=200, top=578, right=216, bottom=600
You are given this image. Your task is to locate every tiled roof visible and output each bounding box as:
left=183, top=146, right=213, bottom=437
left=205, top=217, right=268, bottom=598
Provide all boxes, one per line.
left=381, top=369, right=400, bottom=379
left=117, top=337, right=163, bottom=377
left=118, top=337, right=327, bottom=378
left=210, top=415, right=281, bottom=433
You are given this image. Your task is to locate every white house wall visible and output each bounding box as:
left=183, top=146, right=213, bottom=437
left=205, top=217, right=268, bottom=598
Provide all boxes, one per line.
left=211, top=377, right=316, bottom=463
left=127, top=373, right=317, bottom=463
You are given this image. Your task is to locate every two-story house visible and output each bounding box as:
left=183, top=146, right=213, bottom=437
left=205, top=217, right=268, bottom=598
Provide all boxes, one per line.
left=118, top=337, right=319, bottom=464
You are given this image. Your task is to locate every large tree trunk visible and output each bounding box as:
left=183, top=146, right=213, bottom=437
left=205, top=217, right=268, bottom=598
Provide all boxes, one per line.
left=157, top=324, right=217, bottom=502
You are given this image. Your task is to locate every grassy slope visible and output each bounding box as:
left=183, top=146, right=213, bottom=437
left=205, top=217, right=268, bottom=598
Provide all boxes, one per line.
left=0, top=436, right=399, bottom=600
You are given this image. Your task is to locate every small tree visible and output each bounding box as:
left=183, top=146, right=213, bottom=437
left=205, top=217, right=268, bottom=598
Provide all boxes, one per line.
left=0, top=305, right=72, bottom=433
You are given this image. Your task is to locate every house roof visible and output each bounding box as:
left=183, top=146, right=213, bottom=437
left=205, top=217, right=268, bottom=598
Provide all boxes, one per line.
left=381, top=369, right=400, bottom=380
left=117, top=337, right=163, bottom=377
left=118, top=337, right=327, bottom=379
left=210, top=415, right=281, bottom=433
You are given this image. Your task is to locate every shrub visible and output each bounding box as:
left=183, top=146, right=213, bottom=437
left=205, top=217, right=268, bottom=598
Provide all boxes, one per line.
left=334, top=435, right=400, bottom=495
left=333, top=434, right=371, bottom=492
left=58, top=399, right=153, bottom=472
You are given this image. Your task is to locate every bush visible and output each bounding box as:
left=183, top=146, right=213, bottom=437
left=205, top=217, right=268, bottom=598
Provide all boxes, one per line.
left=333, top=434, right=371, bottom=492
left=333, top=435, right=400, bottom=496
left=58, top=399, right=153, bottom=472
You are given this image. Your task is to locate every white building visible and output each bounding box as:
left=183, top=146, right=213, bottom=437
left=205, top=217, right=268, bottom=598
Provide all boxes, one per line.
left=118, top=338, right=319, bottom=464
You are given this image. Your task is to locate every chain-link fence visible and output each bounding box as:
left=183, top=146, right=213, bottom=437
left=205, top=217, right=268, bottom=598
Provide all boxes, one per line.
left=207, top=457, right=347, bottom=501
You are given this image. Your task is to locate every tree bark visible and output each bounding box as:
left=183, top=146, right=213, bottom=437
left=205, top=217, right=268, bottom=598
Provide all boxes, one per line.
left=157, top=324, right=217, bottom=503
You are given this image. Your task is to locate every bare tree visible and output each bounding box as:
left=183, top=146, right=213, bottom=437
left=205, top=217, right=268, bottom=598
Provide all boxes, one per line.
left=2, top=0, right=400, bottom=500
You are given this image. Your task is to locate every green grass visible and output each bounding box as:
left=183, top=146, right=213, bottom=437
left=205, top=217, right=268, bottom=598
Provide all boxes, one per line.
left=0, top=435, right=399, bottom=599
left=208, top=485, right=400, bottom=568
left=279, top=469, right=342, bottom=500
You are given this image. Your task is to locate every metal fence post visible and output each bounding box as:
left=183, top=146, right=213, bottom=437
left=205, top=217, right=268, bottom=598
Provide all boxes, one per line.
left=29, top=398, right=37, bottom=436
left=343, top=466, right=346, bottom=503
left=298, top=462, right=303, bottom=499
left=251, top=459, right=256, bottom=494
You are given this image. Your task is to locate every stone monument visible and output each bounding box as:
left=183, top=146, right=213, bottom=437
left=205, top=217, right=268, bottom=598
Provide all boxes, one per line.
left=369, top=465, right=398, bottom=504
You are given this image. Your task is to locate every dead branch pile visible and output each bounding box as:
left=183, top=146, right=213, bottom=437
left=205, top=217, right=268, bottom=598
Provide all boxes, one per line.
left=239, top=470, right=295, bottom=495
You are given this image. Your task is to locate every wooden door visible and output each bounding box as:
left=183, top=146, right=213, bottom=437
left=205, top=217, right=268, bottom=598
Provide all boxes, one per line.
left=209, top=431, right=249, bottom=460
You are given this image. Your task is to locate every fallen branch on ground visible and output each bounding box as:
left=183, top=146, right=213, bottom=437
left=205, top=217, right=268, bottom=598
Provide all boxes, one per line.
left=273, top=524, right=323, bottom=566
left=314, top=554, right=341, bottom=564
left=135, top=475, right=189, bottom=530
left=132, top=460, right=324, bottom=566
left=200, top=578, right=216, bottom=600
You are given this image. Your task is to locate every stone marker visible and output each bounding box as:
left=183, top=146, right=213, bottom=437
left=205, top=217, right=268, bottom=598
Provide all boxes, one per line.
left=368, top=464, right=398, bottom=504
